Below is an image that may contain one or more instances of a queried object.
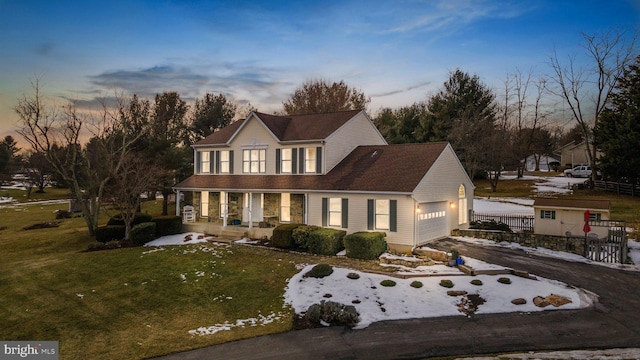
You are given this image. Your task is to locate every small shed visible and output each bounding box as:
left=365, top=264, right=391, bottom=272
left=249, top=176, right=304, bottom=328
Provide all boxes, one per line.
left=533, top=198, right=611, bottom=238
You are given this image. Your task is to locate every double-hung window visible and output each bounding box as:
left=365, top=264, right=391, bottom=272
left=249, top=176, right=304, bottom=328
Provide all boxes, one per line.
left=305, top=148, right=316, bottom=173
left=281, top=149, right=292, bottom=174
left=219, top=150, right=230, bottom=173
left=368, top=199, right=396, bottom=232
left=322, top=197, right=348, bottom=228
left=280, top=193, right=291, bottom=222
left=375, top=199, right=390, bottom=230
left=243, top=149, right=266, bottom=173
left=200, top=151, right=211, bottom=173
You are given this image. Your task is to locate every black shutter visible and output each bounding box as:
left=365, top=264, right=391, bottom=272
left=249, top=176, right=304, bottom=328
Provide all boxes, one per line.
left=367, top=199, right=374, bottom=230
left=196, top=151, right=201, bottom=174
left=215, top=151, right=220, bottom=174
left=390, top=200, right=397, bottom=232
left=342, top=198, right=348, bottom=228
left=276, top=149, right=281, bottom=174
left=292, top=149, right=298, bottom=174
left=229, top=150, right=234, bottom=174
left=322, top=198, right=328, bottom=227
left=316, top=147, right=322, bottom=174
left=298, top=148, right=305, bottom=174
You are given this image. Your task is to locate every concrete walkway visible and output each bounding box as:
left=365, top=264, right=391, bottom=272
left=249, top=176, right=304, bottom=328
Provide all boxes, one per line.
left=153, top=238, right=640, bottom=359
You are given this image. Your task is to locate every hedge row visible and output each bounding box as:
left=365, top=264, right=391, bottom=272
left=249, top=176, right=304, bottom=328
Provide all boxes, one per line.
left=95, top=214, right=182, bottom=245
left=271, top=224, right=385, bottom=259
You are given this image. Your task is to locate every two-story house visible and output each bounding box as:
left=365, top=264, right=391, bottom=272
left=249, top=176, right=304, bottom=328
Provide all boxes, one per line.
left=174, top=110, right=474, bottom=252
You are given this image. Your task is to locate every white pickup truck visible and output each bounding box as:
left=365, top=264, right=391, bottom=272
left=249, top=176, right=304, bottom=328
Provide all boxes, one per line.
left=563, top=165, right=593, bottom=178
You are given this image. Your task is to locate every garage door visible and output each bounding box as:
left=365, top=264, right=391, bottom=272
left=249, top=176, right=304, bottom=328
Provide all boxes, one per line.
left=418, top=201, right=448, bottom=242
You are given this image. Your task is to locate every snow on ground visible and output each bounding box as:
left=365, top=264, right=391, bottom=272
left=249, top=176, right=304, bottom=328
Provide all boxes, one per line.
left=144, top=232, right=211, bottom=246
left=474, top=198, right=533, bottom=215
left=284, top=264, right=593, bottom=330
left=498, top=173, right=588, bottom=195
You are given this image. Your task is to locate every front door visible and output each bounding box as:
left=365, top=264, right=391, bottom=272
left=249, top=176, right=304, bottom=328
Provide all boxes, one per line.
left=242, top=193, right=263, bottom=224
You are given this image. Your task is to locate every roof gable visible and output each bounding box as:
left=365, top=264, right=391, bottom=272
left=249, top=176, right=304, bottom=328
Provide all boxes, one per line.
left=193, top=110, right=362, bottom=146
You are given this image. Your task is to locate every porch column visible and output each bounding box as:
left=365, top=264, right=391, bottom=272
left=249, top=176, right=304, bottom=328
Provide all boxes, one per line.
left=175, top=190, right=181, bottom=217
left=248, top=192, right=253, bottom=230
left=222, top=191, right=228, bottom=227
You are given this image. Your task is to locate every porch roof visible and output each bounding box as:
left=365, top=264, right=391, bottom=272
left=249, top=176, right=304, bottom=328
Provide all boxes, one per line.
left=175, top=142, right=449, bottom=194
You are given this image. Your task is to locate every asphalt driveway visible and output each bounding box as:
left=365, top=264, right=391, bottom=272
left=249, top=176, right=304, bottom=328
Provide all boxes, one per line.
left=154, top=238, right=640, bottom=359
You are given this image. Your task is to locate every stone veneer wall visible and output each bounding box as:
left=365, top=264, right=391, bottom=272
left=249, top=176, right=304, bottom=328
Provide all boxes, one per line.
left=450, top=229, right=586, bottom=257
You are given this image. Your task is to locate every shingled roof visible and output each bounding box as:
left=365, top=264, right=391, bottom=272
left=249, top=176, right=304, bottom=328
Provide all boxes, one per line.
left=533, top=198, right=611, bottom=210
left=175, top=142, right=450, bottom=193
left=193, top=110, right=361, bottom=146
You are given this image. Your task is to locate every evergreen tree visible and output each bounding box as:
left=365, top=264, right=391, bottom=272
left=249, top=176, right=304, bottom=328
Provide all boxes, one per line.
left=595, top=55, right=640, bottom=184
left=189, top=92, right=236, bottom=141
left=425, top=69, right=498, bottom=179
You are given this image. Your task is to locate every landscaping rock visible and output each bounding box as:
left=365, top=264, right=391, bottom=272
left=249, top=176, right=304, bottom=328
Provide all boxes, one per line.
left=533, top=296, right=551, bottom=307
left=511, top=298, right=527, bottom=305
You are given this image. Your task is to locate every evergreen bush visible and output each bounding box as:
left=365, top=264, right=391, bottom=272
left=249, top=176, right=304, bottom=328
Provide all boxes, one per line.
left=95, top=225, right=125, bottom=243
left=303, top=300, right=360, bottom=328
left=107, top=213, right=154, bottom=227
left=271, top=223, right=304, bottom=249
left=343, top=231, right=387, bottom=260
left=304, top=264, right=334, bottom=278
left=131, top=222, right=157, bottom=246
left=152, top=216, right=183, bottom=236
left=293, top=225, right=346, bottom=255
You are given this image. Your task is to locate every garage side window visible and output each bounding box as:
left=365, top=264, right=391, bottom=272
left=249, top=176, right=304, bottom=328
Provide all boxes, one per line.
left=540, top=210, right=556, bottom=219
left=458, top=184, right=468, bottom=225
left=368, top=199, right=396, bottom=232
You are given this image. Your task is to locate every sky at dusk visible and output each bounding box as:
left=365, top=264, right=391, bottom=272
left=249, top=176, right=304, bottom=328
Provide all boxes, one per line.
left=1, top=0, right=638, bottom=145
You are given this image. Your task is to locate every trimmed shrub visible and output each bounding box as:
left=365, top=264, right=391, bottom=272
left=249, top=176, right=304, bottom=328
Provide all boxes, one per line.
left=304, top=264, right=334, bottom=278
left=131, top=222, right=157, bottom=246
left=498, top=277, right=512, bottom=284
left=380, top=279, right=396, bottom=287
left=271, top=223, right=304, bottom=249
left=470, top=279, right=483, bottom=286
left=303, top=300, right=360, bottom=328
left=410, top=281, right=423, bottom=288
left=293, top=225, right=346, bottom=255
left=107, top=213, right=154, bottom=227
left=347, top=272, right=360, bottom=280
left=152, top=215, right=183, bottom=237
left=95, top=225, right=125, bottom=243
left=439, top=279, right=454, bottom=288
left=343, top=231, right=387, bottom=260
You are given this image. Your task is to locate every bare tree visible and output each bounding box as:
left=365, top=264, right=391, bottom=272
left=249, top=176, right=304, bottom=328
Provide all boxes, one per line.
left=15, top=78, right=147, bottom=236
left=549, top=29, right=637, bottom=180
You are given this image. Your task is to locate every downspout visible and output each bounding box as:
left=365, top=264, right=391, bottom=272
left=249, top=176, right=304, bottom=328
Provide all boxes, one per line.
left=248, top=192, right=253, bottom=231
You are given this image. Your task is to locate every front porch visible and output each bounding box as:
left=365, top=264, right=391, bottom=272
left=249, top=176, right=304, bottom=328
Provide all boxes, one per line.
left=182, top=221, right=274, bottom=240
left=176, top=190, right=305, bottom=237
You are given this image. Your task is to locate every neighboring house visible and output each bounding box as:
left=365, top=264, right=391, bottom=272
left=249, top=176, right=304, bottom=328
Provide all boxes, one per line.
left=533, top=198, right=610, bottom=238
left=559, top=141, right=590, bottom=168
left=524, top=154, right=560, bottom=172
left=174, top=110, right=474, bottom=252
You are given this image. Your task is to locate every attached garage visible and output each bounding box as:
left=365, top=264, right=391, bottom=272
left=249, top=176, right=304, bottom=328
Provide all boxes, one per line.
left=417, top=201, right=449, bottom=242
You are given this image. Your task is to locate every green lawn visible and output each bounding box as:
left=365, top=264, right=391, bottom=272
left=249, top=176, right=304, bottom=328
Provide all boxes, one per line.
left=0, top=196, right=387, bottom=359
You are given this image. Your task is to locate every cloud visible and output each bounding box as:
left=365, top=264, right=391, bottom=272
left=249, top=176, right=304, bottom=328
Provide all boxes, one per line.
left=371, top=81, right=432, bottom=97
left=87, top=62, right=291, bottom=113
